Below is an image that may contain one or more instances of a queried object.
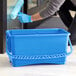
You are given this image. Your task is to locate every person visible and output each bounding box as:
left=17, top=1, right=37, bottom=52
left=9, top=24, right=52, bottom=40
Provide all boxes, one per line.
left=58, top=0, right=76, bottom=28
left=58, top=0, right=76, bottom=45
left=68, top=15, right=76, bottom=45
left=18, top=0, right=76, bottom=45
left=18, top=0, right=65, bottom=22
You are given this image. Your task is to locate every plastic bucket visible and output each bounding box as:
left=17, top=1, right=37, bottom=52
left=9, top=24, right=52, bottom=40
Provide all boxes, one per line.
left=6, top=28, right=73, bottom=67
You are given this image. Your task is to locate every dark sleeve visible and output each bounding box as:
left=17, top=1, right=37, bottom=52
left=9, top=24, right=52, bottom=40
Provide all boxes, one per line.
left=40, top=0, right=65, bottom=18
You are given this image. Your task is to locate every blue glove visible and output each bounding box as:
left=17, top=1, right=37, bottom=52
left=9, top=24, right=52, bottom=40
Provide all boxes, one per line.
left=18, top=12, right=32, bottom=23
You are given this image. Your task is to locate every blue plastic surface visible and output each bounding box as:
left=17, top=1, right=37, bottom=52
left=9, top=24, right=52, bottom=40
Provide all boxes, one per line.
left=10, top=0, right=24, bottom=19
left=6, top=28, right=72, bottom=67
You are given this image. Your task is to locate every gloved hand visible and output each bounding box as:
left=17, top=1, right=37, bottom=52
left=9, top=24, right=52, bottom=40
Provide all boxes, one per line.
left=18, top=12, right=32, bottom=23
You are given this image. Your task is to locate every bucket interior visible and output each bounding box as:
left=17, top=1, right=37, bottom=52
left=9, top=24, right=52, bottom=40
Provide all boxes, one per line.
left=8, top=29, right=70, bottom=36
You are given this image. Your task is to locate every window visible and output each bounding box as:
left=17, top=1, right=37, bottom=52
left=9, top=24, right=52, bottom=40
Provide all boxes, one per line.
left=28, top=0, right=37, bottom=9
left=7, top=0, right=21, bottom=29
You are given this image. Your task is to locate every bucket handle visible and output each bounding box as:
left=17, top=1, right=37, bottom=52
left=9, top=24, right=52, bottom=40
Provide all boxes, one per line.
left=67, top=37, right=73, bottom=56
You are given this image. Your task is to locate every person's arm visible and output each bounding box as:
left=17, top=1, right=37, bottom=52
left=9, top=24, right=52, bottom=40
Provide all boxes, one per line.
left=31, top=12, right=42, bottom=22
left=31, top=0, right=65, bottom=21
left=18, top=0, right=66, bottom=23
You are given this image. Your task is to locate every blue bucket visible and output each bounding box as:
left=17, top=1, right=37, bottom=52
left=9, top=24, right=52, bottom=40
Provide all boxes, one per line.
left=6, top=28, right=73, bottom=67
